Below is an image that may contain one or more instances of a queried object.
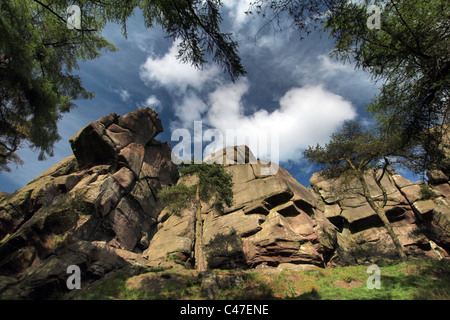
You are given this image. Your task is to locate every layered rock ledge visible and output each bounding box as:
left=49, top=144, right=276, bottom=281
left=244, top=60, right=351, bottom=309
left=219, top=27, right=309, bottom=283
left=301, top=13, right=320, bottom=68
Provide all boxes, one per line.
left=0, top=108, right=448, bottom=299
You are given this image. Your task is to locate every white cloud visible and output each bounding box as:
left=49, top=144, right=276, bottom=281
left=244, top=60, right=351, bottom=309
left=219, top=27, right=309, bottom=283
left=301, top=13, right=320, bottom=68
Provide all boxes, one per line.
left=223, top=0, right=253, bottom=30
left=174, top=91, right=208, bottom=129
left=139, top=40, right=220, bottom=93
left=205, top=79, right=249, bottom=129
left=289, top=52, right=378, bottom=106
left=317, top=54, right=355, bottom=75
left=111, top=88, right=131, bottom=102
left=118, top=89, right=130, bottom=102
left=145, top=94, right=162, bottom=111
left=206, top=81, right=357, bottom=162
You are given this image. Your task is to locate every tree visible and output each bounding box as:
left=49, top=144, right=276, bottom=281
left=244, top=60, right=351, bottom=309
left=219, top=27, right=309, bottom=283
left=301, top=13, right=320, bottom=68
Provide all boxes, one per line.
left=158, top=162, right=234, bottom=271
left=249, top=0, right=449, bottom=174
left=0, top=0, right=245, bottom=171
left=1, top=0, right=111, bottom=171
left=303, top=121, right=407, bottom=260
left=247, top=0, right=339, bottom=38
left=324, top=0, right=449, bottom=174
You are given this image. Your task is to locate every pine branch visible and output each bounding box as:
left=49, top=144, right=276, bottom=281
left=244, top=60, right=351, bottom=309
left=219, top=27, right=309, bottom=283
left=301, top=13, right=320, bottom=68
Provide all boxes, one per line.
left=33, top=0, right=97, bottom=32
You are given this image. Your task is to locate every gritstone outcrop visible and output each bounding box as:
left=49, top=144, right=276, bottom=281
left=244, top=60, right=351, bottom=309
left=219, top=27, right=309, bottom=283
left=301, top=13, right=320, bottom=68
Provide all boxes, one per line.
left=0, top=108, right=448, bottom=299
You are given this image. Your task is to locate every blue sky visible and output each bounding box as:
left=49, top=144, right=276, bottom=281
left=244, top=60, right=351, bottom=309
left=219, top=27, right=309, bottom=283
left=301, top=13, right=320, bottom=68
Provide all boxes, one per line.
left=0, top=1, right=391, bottom=193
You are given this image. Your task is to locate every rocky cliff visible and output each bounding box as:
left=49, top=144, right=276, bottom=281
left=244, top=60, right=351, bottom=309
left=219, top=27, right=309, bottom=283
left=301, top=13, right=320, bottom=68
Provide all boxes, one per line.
left=310, top=170, right=449, bottom=264
left=0, top=108, right=178, bottom=298
left=0, top=108, right=448, bottom=299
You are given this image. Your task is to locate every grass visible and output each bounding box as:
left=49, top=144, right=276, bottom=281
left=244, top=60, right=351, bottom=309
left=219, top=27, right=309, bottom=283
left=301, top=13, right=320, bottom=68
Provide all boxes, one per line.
left=65, top=259, right=450, bottom=300
left=68, top=268, right=202, bottom=300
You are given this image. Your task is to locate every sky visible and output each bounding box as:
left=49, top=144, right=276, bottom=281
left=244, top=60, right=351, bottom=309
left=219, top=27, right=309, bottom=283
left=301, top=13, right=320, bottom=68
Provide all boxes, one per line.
left=0, top=1, right=391, bottom=193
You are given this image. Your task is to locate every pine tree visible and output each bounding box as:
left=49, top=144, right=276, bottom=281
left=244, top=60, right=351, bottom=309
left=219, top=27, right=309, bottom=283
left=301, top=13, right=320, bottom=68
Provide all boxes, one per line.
left=250, top=0, right=449, bottom=174
left=324, top=0, right=449, bottom=174
left=158, top=162, right=234, bottom=271
left=304, top=121, right=407, bottom=260
left=0, top=0, right=245, bottom=171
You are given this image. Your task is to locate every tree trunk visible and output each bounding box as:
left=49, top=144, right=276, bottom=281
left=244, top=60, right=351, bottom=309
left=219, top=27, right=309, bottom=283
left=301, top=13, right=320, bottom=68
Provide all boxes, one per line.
left=194, top=185, right=206, bottom=272
left=375, top=206, right=407, bottom=261
left=357, top=172, right=407, bottom=261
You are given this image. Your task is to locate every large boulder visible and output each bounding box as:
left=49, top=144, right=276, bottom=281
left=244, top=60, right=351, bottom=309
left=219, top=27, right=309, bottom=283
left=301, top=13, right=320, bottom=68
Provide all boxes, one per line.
left=145, top=145, right=448, bottom=270
left=143, top=207, right=195, bottom=263
left=0, top=108, right=178, bottom=299
left=242, top=210, right=323, bottom=267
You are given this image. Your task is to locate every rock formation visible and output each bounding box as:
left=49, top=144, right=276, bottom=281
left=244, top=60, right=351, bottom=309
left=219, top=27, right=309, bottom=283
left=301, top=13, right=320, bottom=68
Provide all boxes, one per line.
left=0, top=108, right=448, bottom=299
left=144, top=145, right=449, bottom=270
left=310, top=170, right=449, bottom=264
left=0, top=108, right=178, bottom=298
left=145, top=146, right=336, bottom=270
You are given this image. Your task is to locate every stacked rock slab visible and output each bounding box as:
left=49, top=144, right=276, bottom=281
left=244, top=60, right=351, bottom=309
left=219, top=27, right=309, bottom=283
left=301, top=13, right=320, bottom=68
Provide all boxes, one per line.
left=145, top=145, right=339, bottom=270
left=0, top=112, right=448, bottom=299
left=0, top=108, right=178, bottom=298
left=310, top=170, right=449, bottom=264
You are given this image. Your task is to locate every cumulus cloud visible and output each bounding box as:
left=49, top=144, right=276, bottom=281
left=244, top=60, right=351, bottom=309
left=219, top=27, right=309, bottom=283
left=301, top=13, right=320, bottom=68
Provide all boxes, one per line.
left=137, top=23, right=361, bottom=165
left=290, top=52, right=377, bottom=106
left=139, top=40, right=220, bottom=93
left=206, top=81, right=357, bottom=162
left=317, top=54, right=355, bottom=75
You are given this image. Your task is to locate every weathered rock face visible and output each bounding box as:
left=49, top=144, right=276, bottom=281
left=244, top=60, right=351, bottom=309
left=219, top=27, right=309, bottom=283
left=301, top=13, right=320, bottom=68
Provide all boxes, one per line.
left=0, top=110, right=448, bottom=299
left=427, top=124, right=450, bottom=184
left=146, top=147, right=338, bottom=270
left=310, top=170, right=449, bottom=264
left=0, top=108, right=178, bottom=298
left=146, top=145, right=449, bottom=269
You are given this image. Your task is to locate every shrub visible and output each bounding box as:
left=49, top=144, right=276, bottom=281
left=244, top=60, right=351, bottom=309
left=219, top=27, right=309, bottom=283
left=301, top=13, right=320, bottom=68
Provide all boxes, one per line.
left=419, top=183, right=436, bottom=200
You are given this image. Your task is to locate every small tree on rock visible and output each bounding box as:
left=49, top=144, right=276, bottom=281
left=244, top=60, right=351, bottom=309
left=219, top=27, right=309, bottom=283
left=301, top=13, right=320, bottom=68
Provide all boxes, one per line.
left=158, top=162, right=234, bottom=271
left=303, top=121, right=407, bottom=261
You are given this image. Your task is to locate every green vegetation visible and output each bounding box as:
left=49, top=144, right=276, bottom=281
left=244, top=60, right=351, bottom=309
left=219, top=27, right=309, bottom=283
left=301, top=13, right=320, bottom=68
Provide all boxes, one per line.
left=303, top=121, right=407, bottom=260
left=158, top=162, right=234, bottom=272
left=419, top=183, right=437, bottom=200
left=69, top=270, right=202, bottom=300
left=252, top=0, right=449, bottom=175
left=325, top=0, right=449, bottom=174
left=218, top=260, right=450, bottom=300
left=66, top=259, right=450, bottom=300
left=0, top=0, right=245, bottom=171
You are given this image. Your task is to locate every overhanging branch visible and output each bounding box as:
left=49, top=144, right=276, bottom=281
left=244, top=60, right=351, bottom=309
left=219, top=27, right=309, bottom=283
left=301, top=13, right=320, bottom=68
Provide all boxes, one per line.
left=33, top=0, right=97, bottom=32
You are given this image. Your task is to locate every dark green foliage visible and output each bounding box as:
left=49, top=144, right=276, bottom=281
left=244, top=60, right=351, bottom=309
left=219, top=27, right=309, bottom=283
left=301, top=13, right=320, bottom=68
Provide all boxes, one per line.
left=0, top=0, right=245, bottom=171
left=158, top=182, right=196, bottom=216
left=304, top=120, right=408, bottom=260
left=303, top=120, right=392, bottom=178
left=159, top=162, right=234, bottom=215
left=140, top=0, right=246, bottom=81
left=0, top=0, right=105, bottom=170
left=324, top=0, right=450, bottom=173
left=419, top=183, right=436, bottom=200
left=179, top=162, right=234, bottom=213
left=247, top=0, right=340, bottom=39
